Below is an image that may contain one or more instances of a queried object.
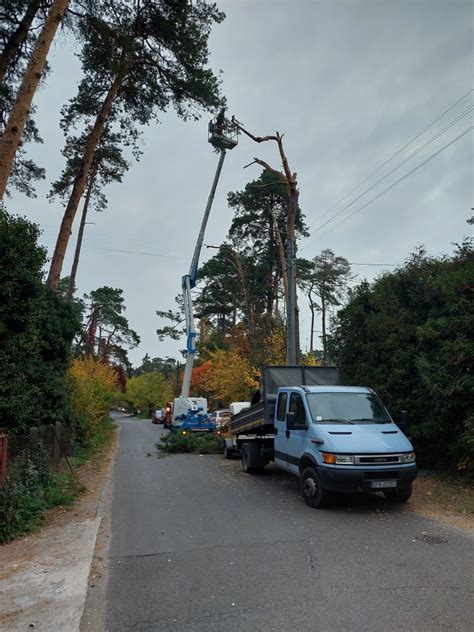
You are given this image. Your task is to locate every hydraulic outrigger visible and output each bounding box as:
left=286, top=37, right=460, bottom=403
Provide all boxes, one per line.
left=171, top=111, right=239, bottom=431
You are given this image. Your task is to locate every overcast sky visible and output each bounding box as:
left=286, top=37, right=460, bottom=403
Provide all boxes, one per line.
left=7, top=0, right=473, bottom=365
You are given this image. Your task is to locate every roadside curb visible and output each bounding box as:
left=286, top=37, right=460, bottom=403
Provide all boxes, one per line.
left=79, top=420, right=120, bottom=630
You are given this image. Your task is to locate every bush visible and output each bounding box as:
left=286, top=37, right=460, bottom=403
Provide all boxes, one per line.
left=330, top=243, right=474, bottom=476
left=157, top=432, right=222, bottom=454
left=0, top=441, right=80, bottom=544
left=0, top=209, right=81, bottom=433
left=69, top=358, right=119, bottom=443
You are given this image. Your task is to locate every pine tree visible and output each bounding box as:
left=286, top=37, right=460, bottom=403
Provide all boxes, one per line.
left=0, top=0, right=71, bottom=200
left=46, top=0, right=225, bottom=289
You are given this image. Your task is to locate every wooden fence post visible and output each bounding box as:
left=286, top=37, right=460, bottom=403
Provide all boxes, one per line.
left=0, top=434, right=8, bottom=488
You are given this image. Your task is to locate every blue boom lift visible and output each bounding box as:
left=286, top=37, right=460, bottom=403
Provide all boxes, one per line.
left=171, top=111, right=238, bottom=432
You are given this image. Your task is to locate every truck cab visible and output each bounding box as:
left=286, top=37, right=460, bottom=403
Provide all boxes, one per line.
left=273, top=385, right=416, bottom=507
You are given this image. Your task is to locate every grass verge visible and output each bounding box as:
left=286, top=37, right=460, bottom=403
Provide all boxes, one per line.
left=0, top=416, right=115, bottom=544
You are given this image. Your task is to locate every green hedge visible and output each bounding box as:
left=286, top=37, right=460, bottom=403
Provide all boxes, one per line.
left=330, top=243, right=474, bottom=477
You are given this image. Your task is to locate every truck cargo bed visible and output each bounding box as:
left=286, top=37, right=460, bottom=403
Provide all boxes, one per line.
left=230, top=400, right=275, bottom=435
left=230, top=365, right=341, bottom=436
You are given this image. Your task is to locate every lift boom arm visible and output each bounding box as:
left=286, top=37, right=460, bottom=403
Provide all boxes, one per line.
left=180, top=148, right=227, bottom=398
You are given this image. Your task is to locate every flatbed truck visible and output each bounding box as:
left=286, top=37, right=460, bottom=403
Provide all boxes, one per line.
left=223, top=366, right=417, bottom=508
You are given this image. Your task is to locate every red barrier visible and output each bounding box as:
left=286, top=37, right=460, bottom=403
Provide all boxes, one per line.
left=0, top=434, right=8, bottom=488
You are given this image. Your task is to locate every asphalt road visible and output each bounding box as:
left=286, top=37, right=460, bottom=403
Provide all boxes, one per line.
left=104, top=417, right=473, bottom=631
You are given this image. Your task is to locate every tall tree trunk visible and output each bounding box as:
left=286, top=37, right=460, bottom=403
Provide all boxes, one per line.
left=265, top=285, right=273, bottom=336
left=274, top=272, right=279, bottom=316
left=46, top=65, right=128, bottom=289
left=321, top=293, right=327, bottom=364
left=295, top=298, right=301, bottom=364
left=233, top=123, right=300, bottom=362
left=67, top=165, right=98, bottom=298
left=225, top=247, right=255, bottom=347
left=0, top=0, right=69, bottom=200
left=309, top=298, right=315, bottom=352
left=265, top=223, right=274, bottom=336
left=269, top=206, right=288, bottom=306
left=0, top=0, right=42, bottom=84
left=102, top=326, right=116, bottom=362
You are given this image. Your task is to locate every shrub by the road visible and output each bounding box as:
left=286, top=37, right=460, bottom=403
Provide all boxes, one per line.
left=157, top=432, right=222, bottom=455
left=69, top=357, right=119, bottom=442
left=0, top=441, right=84, bottom=544
left=330, top=243, right=474, bottom=477
left=0, top=209, right=81, bottom=434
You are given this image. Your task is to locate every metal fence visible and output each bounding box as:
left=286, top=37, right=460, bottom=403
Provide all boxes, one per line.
left=0, top=423, right=73, bottom=489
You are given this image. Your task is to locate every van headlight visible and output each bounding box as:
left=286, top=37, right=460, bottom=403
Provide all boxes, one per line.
left=322, top=453, right=354, bottom=465
left=400, top=452, right=416, bottom=463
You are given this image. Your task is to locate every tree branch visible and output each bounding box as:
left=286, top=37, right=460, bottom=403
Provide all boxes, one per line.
left=252, top=157, right=286, bottom=182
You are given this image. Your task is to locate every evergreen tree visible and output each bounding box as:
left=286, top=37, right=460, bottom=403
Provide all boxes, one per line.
left=0, top=0, right=51, bottom=197
left=49, top=124, right=130, bottom=295
left=0, top=207, right=81, bottom=431
left=330, top=242, right=474, bottom=475
left=46, top=0, right=225, bottom=289
left=0, top=0, right=71, bottom=200
left=300, top=249, right=352, bottom=362
left=80, top=286, right=140, bottom=369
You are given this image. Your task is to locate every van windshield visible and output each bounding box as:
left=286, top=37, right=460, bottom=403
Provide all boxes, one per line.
left=306, top=392, right=391, bottom=424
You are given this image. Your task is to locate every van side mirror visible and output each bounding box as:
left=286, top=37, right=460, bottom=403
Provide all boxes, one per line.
left=398, top=410, right=409, bottom=431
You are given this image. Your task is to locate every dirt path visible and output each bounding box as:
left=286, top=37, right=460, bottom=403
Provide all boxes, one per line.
left=409, top=471, right=473, bottom=530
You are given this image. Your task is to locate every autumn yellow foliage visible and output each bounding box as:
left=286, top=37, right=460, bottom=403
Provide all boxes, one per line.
left=69, top=357, right=119, bottom=439
left=199, top=349, right=259, bottom=405
left=126, top=372, right=173, bottom=413
left=261, top=324, right=287, bottom=366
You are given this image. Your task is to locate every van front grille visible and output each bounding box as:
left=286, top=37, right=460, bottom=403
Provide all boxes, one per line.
left=364, top=471, right=400, bottom=479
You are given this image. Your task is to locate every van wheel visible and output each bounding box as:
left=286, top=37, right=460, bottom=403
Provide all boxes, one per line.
left=224, top=446, right=234, bottom=459
left=241, top=444, right=264, bottom=474
left=300, top=467, right=331, bottom=508
left=383, top=485, right=412, bottom=503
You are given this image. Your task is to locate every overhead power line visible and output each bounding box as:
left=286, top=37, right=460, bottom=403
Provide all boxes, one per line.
left=84, top=245, right=187, bottom=258
left=301, top=126, right=473, bottom=250
left=40, top=239, right=187, bottom=259
left=40, top=225, right=183, bottom=255
left=300, top=106, right=473, bottom=251
left=303, top=88, right=474, bottom=234
left=348, top=262, right=398, bottom=267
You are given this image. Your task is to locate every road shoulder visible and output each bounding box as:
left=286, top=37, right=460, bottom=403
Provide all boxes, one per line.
left=409, top=471, right=473, bottom=531
left=0, top=421, right=119, bottom=632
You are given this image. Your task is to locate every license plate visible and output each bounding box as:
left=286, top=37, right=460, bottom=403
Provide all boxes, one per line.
left=370, top=480, right=397, bottom=489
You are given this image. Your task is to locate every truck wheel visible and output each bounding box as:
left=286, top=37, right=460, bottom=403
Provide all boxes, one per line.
left=300, top=467, right=331, bottom=508
left=224, top=445, right=234, bottom=460
left=383, top=485, right=412, bottom=503
left=241, top=444, right=264, bottom=475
